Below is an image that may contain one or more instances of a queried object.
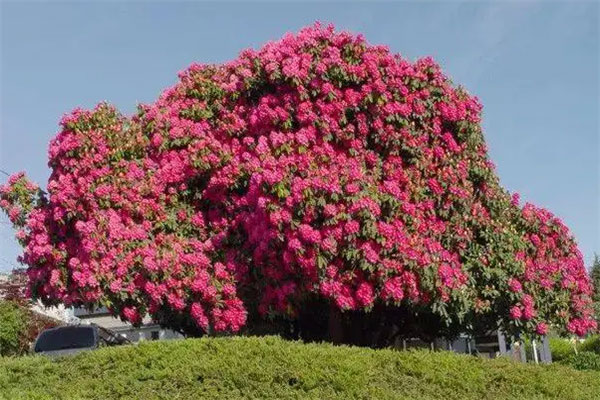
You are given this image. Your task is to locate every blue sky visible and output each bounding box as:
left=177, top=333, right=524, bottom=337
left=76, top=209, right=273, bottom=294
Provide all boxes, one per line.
left=0, top=1, right=598, bottom=272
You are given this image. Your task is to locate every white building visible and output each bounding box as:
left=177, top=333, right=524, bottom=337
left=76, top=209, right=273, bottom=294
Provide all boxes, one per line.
left=73, top=306, right=182, bottom=342
left=31, top=301, right=73, bottom=324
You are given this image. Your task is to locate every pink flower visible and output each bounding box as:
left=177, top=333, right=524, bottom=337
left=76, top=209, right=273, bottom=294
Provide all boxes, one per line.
left=508, top=278, right=522, bottom=293
left=109, top=279, right=122, bottom=293
left=355, top=281, right=375, bottom=308
left=510, top=306, right=522, bottom=320
left=382, top=278, right=404, bottom=303
left=122, top=307, right=141, bottom=324
left=522, top=306, right=536, bottom=321
left=191, top=302, right=209, bottom=330
left=344, top=220, right=360, bottom=235
left=298, top=224, right=321, bottom=244
left=535, top=322, right=548, bottom=335
left=427, top=179, right=443, bottom=195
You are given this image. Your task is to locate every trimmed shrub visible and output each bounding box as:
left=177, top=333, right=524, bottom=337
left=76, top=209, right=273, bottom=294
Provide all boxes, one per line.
left=1, top=336, right=600, bottom=400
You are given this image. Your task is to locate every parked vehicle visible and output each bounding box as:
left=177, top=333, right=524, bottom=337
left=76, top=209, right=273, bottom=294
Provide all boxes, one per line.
left=33, top=324, right=129, bottom=357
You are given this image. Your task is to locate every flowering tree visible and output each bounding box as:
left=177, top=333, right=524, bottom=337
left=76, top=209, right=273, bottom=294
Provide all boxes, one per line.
left=0, top=24, right=595, bottom=341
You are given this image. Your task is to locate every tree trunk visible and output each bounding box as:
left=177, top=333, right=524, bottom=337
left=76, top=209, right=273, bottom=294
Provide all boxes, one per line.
left=328, top=303, right=344, bottom=344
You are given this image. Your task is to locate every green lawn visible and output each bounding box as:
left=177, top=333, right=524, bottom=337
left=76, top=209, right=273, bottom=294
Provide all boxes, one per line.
left=1, top=336, right=599, bottom=399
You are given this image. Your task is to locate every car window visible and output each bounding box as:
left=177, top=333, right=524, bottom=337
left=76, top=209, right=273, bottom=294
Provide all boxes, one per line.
left=34, top=326, right=96, bottom=352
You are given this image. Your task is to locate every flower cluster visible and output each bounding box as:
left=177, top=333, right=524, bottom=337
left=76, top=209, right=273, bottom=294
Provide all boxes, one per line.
left=0, top=23, right=595, bottom=338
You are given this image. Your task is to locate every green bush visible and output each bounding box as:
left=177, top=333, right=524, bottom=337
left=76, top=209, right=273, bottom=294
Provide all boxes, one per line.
left=553, top=336, right=600, bottom=371
left=0, top=300, right=27, bottom=356
left=561, top=351, right=600, bottom=371
left=0, top=300, right=58, bottom=357
left=1, top=336, right=599, bottom=400
left=548, top=337, right=577, bottom=361
left=580, top=335, right=600, bottom=354
left=548, top=335, right=600, bottom=361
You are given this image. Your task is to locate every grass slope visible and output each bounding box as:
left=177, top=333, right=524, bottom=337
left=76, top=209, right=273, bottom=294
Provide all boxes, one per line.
left=1, top=336, right=599, bottom=400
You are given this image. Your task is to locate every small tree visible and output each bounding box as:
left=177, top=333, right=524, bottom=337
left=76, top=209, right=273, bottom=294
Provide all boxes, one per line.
left=0, top=300, right=27, bottom=356
left=0, top=299, right=59, bottom=356
left=0, top=270, right=58, bottom=356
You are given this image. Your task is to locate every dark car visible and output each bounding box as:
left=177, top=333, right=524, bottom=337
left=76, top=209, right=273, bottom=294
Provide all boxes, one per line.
left=33, top=324, right=129, bottom=357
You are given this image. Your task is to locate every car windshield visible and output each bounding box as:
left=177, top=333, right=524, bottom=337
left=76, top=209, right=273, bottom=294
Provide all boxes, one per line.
left=34, top=326, right=96, bottom=352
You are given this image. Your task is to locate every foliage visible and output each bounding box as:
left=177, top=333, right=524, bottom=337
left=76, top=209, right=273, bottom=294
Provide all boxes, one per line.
left=560, top=351, right=600, bottom=371
left=1, top=336, right=600, bottom=400
left=0, top=300, right=58, bottom=356
left=580, top=334, right=600, bottom=353
left=0, top=23, right=596, bottom=340
left=548, top=337, right=577, bottom=361
left=0, top=301, right=27, bottom=356
left=549, top=335, right=600, bottom=364
left=590, top=254, right=600, bottom=322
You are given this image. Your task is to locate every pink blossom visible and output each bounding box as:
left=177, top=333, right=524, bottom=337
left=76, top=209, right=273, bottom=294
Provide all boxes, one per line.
left=510, top=306, right=522, bottom=320
left=508, top=278, right=522, bottom=293
left=355, top=281, right=374, bottom=308
left=535, top=322, right=548, bottom=335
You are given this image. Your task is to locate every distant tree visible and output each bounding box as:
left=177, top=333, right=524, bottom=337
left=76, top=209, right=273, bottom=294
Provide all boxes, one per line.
left=0, top=268, right=28, bottom=304
left=591, top=254, right=600, bottom=323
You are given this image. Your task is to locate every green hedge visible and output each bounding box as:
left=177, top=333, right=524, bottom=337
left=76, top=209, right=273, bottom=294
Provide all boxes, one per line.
left=1, top=336, right=599, bottom=400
